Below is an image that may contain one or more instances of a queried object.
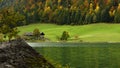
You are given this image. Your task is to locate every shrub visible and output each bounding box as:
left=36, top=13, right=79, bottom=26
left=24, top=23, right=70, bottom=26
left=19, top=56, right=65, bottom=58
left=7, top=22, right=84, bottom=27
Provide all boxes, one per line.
left=60, top=31, right=70, bottom=41
left=33, top=28, right=40, bottom=40
left=0, top=33, right=3, bottom=42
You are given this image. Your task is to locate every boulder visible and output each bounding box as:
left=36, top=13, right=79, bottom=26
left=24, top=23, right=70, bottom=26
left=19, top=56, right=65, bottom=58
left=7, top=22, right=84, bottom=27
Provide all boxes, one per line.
left=0, top=39, right=54, bottom=68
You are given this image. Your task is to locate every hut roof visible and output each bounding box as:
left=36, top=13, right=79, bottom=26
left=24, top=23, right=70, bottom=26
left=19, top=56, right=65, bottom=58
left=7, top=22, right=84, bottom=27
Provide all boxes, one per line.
left=40, top=32, right=45, bottom=35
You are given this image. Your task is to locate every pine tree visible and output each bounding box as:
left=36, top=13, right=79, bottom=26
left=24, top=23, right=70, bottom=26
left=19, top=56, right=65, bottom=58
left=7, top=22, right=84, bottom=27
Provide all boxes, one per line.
left=114, top=3, right=120, bottom=23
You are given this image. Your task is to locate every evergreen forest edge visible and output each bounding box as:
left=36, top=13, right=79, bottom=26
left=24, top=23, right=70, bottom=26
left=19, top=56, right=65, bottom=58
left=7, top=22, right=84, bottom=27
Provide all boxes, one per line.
left=0, top=0, right=120, bottom=25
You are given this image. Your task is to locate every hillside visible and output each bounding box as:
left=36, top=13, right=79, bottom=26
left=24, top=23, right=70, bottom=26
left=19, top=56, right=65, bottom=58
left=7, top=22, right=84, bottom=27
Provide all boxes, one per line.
left=0, top=0, right=15, bottom=9
left=18, top=23, right=120, bottom=42
left=0, top=0, right=120, bottom=25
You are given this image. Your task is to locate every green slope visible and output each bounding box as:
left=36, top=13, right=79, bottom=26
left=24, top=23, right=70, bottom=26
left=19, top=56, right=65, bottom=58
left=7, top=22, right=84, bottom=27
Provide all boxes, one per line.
left=18, top=23, right=120, bottom=42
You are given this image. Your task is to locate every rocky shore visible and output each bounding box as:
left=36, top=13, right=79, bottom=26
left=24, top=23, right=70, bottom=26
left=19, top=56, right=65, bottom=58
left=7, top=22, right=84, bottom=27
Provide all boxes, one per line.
left=0, top=39, right=54, bottom=68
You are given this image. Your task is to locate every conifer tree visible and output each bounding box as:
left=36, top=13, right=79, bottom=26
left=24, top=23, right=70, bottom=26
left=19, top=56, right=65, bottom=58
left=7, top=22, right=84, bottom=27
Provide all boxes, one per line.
left=94, top=3, right=101, bottom=22
left=114, top=3, right=120, bottom=23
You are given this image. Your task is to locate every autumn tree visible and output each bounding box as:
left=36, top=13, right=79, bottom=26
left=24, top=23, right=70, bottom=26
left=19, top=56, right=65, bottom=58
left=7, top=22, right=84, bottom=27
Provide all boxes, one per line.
left=0, top=0, right=120, bottom=25
left=85, top=2, right=95, bottom=24
left=94, top=3, right=101, bottom=22
left=0, top=8, right=25, bottom=41
left=109, top=6, right=115, bottom=22
left=42, top=6, right=52, bottom=23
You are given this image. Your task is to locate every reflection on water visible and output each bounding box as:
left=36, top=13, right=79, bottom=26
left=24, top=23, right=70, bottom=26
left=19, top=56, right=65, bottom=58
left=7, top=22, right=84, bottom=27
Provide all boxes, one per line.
left=29, top=42, right=120, bottom=68
left=28, top=42, right=120, bottom=47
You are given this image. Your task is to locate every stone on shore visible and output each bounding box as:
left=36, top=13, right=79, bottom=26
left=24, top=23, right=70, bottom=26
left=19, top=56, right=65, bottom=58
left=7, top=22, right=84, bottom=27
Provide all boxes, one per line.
left=0, top=39, right=54, bottom=68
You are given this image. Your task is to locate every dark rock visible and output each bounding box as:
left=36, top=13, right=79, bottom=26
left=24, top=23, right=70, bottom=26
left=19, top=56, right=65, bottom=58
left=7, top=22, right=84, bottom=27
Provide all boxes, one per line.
left=0, top=39, right=55, bottom=68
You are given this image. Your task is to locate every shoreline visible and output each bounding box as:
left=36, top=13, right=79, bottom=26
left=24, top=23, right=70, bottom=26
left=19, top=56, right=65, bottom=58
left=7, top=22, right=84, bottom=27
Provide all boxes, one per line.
left=26, top=40, right=120, bottom=44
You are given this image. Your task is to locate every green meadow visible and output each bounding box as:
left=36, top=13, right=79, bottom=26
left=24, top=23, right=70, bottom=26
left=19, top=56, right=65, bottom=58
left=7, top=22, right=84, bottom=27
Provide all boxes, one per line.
left=18, top=23, right=120, bottom=42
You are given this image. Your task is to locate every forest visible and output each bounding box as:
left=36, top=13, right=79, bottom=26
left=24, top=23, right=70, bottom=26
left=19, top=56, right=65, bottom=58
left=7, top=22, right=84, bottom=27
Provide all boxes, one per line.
left=0, top=0, right=120, bottom=25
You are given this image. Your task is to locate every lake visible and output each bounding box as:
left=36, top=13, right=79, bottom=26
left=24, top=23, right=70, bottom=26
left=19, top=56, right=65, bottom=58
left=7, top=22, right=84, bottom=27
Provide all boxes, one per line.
left=28, top=42, right=120, bottom=68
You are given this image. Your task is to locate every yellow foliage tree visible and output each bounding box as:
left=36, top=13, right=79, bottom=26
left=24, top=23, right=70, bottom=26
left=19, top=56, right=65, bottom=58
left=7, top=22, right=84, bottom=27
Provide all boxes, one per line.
left=95, top=3, right=100, bottom=13
left=44, top=6, right=51, bottom=13
left=31, top=4, right=35, bottom=9
left=58, top=0, right=61, bottom=6
left=109, top=6, right=115, bottom=17
left=84, top=0, right=89, bottom=8
left=89, top=2, right=94, bottom=14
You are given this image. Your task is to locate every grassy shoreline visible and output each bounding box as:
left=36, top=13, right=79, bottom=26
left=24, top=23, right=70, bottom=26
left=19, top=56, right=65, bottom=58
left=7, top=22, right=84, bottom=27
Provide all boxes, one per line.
left=18, top=23, right=120, bottom=42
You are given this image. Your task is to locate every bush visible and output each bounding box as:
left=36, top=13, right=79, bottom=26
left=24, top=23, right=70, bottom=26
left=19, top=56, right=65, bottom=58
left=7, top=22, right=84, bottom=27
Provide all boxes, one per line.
left=60, top=31, right=70, bottom=41
left=0, top=34, right=3, bottom=42
left=33, top=28, right=40, bottom=40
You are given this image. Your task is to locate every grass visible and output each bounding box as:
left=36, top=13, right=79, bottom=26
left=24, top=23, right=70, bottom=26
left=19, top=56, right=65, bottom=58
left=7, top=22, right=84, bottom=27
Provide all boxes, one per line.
left=18, top=23, right=120, bottom=42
